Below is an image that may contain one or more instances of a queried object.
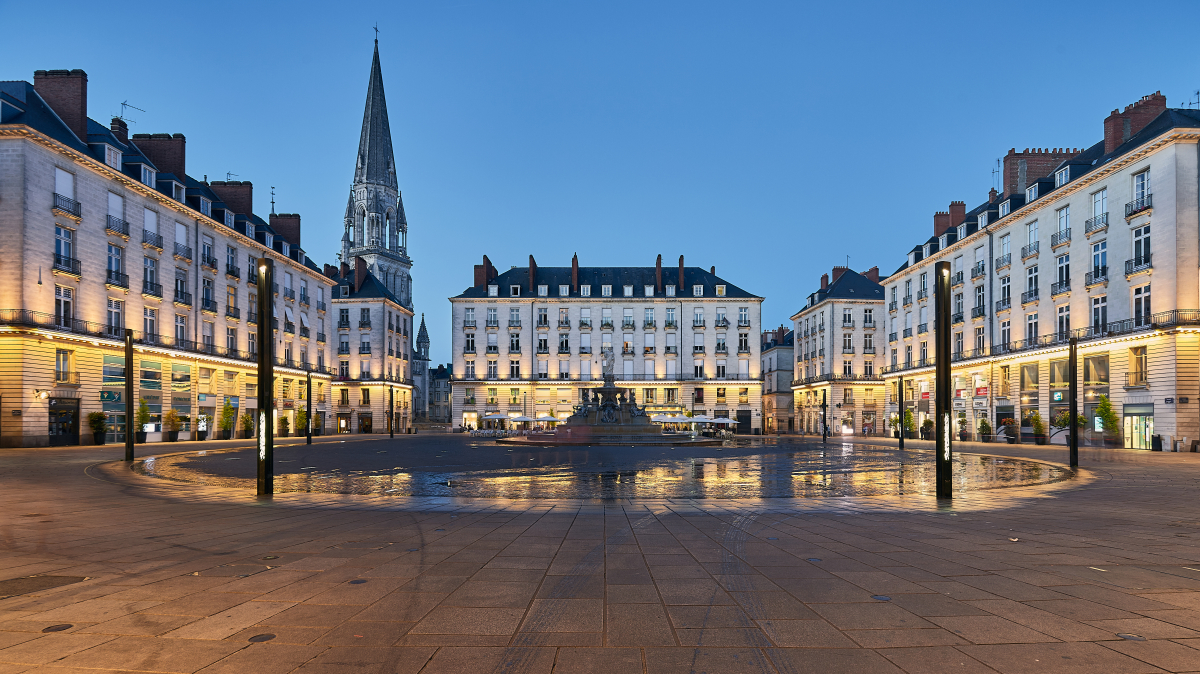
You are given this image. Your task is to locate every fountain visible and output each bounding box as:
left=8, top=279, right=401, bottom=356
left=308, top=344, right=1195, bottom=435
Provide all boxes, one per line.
left=499, top=348, right=721, bottom=446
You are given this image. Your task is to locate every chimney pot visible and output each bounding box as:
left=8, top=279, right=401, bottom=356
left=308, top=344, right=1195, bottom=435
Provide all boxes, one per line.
left=34, top=69, right=88, bottom=144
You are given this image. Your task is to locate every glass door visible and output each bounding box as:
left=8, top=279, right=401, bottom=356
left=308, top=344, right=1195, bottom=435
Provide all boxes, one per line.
left=1124, top=415, right=1153, bottom=449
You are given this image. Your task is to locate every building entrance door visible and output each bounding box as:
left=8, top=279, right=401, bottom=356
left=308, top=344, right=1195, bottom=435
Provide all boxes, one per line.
left=736, top=410, right=751, bottom=434
left=48, top=398, right=79, bottom=446
left=337, top=413, right=351, bottom=434
left=1124, top=415, right=1154, bottom=449
left=358, top=412, right=373, bottom=434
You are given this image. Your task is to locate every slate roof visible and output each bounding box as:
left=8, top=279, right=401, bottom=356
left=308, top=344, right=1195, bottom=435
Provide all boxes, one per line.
left=0, top=80, right=88, bottom=152
left=451, top=266, right=761, bottom=300
left=793, top=269, right=884, bottom=317
left=330, top=269, right=402, bottom=304
left=353, top=41, right=398, bottom=190
left=762, top=330, right=794, bottom=350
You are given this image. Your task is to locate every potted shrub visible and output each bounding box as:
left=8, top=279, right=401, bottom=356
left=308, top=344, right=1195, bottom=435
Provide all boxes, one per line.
left=921, top=418, right=934, bottom=440
left=295, top=409, right=309, bottom=438
left=218, top=400, right=235, bottom=440
left=87, top=412, right=108, bottom=445
left=195, top=413, right=210, bottom=442
left=978, top=417, right=993, bottom=443
left=1030, top=411, right=1047, bottom=445
left=1001, top=418, right=1019, bottom=444
left=890, top=413, right=900, bottom=439
left=903, top=409, right=916, bottom=439
left=239, top=411, right=256, bottom=439
left=1096, top=394, right=1122, bottom=448
left=957, top=412, right=971, bottom=442
left=312, top=412, right=323, bottom=437
left=163, top=408, right=181, bottom=442
left=278, top=415, right=290, bottom=438
left=135, top=399, right=151, bottom=443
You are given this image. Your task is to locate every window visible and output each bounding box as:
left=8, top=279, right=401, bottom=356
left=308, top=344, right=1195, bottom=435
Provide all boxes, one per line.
left=487, top=360, right=498, bottom=378
left=1133, top=284, right=1151, bottom=326
left=1057, top=205, right=1069, bottom=232
left=739, top=307, right=749, bottom=325
left=644, top=285, right=654, bottom=297
left=54, top=167, right=75, bottom=199
left=919, top=272, right=927, bottom=292
left=1133, top=224, right=1150, bottom=262
left=202, top=321, right=214, bottom=348
left=54, top=285, right=73, bottom=326
left=999, top=201, right=1011, bottom=217
left=175, top=314, right=187, bottom=342
left=144, top=307, right=157, bottom=337
left=55, top=225, right=74, bottom=261
left=1026, top=184, right=1039, bottom=202
left=1092, top=241, right=1107, bottom=272
left=537, top=307, right=548, bottom=326
left=1026, top=265, right=1038, bottom=291
left=1057, top=304, right=1070, bottom=338
left=487, top=285, right=498, bottom=297
left=106, top=298, right=123, bottom=333
left=602, top=285, right=612, bottom=297
left=1133, top=170, right=1150, bottom=201
left=1130, top=346, right=1148, bottom=380
left=693, top=285, right=703, bottom=297
left=509, top=333, right=520, bottom=352
left=1000, top=234, right=1010, bottom=257
left=919, top=340, right=927, bottom=361
left=623, top=285, right=633, bottom=297
left=974, top=284, right=985, bottom=308
left=1056, top=254, right=1069, bottom=284
left=509, top=360, right=521, bottom=378
left=1000, top=365, right=1010, bottom=396
left=842, top=333, right=853, bottom=351
left=361, top=388, right=371, bottom=405
left=537, top=284, right=547, bottom=296
left=1093, top=188, right=1108, bottom=217
left=954, top=331, right=963, bottom=355
left=1092, top=296, right=1107, bottom=330
left=509, top=285, right=520, bottom=297
left=665, top=284, right=675, bottom=297
left=559, top=284, right=569, bottom=296
left=108, top=192, right=124, bottom=219
left=738, top=333, right=749, bottom=351
left=1055, top=167, right=1069, bottom=188
left=1000, top=320, right=1011, bottom=348
left=1025, top=312, right=1038, bottom=342
left=143, top=256, right=157, bottom=284
left=1026, top=220, right=1038, bottom=245
left=141, top=165, right=155, bottom=187
left=694, top=308, right=704, bottom=326
left=694, top=359, right=704, bottom=378
left=843, top=360, right=853, bottom=376
left=107, top=244, right=123, bottom=275
left=249, top=332, right=257, bottom=355
left=975, top=326, right=985, bottom=351
left=580, top=285, right=591, bottom=297
left=716, top=285, right=726, bottom=297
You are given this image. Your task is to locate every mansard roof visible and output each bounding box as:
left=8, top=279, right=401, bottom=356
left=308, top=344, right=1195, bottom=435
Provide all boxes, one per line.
left=452, top=266, right=761, bottom=300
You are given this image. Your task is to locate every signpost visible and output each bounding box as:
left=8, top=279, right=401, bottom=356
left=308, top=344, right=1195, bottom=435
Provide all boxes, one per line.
left=934, top=261, right=952, bottom=499
left=256, top=258, right=274, bottom=496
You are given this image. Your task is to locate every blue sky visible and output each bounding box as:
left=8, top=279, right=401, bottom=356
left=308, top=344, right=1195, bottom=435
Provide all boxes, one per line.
left=8, top=0, right=1200, bottom=363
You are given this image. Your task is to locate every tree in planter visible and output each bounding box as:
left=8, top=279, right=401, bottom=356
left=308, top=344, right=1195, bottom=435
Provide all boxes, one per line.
left=238, top=411, right=255, bottom=438
left=978, top=417, right=993, bottom=440
left=956, top=412, right=969, bottom=440
left=1050, top=409, right=1086, bottom=442
left=1095, top=394, right=1122, bottom=446
left=87, top=411, right=108, bottom=444
left=1000, top=417, right=1019, bottom=442
left=903, top=409, right=916, bottom=435
left=1029, top=411, right=1047, bottom=444
left=136, top=399, right=152, bottom=431
left=163, top=408, right=182, bottom=441
left=295, top=409, right=309, bottom=436
left=195, top=413, right=211, bottom=440
left=921, top=418, right=934, bottom=439
left=218, top=400, right=236, bottom=437
left=278, top=415, right=291, bottom=436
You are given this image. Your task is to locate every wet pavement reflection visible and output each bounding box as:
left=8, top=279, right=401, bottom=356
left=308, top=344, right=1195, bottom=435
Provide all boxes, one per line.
left=134, top=438, right=1072, bottom=499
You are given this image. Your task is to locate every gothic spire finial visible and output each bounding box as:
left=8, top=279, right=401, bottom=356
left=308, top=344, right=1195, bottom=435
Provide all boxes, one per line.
left=352, top=38, right=398, bottom=191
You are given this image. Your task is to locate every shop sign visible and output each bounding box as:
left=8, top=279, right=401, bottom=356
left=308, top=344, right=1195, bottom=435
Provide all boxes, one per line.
left=1051, top=391, right=1064, bottom=402
left=1165, top=397, right=1175, bottom=404
left=920, top=392, right=930, bottom=400
left=972, top=399, right=988, bottom=408
left=171, top=394, right=191, bottom=406
left=99, top=390, right=121, bottom=403
left=952, top=400, right=967, bottom=409
left=975, top=386, right=988, bottom=397
left=282, top=399, right=295, bottom=409
left=198, top=394, right=207, bottom=401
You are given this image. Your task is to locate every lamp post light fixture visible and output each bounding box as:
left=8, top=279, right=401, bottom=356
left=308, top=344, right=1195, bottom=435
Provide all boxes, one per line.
left=124, top=328, right=134, bottom=461
left=934, top=261, right=953, bottom=499
left=256, top=258, right=275, bottom=496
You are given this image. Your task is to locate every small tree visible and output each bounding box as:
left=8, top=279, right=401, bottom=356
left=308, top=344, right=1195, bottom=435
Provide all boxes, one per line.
left=295, top=409, right=309, bottom=434
left=1029, top=411, right=1046, bottom=438
left=163, top=408, right=182, bottom=432
left=238, top=411, right=255, bottom=434
left=1096, top=394, right=1121, bottom=443
left=136, top=399, right=151, bottom=429
left=219, top=400, right=236, bottom=431
left=278, top=415, right=290, bottom=434
left=903, top=409, right=916, bottom=432
left=87, top=411, right=109, bottom=433
left=978, top=417, right=992, bottom=436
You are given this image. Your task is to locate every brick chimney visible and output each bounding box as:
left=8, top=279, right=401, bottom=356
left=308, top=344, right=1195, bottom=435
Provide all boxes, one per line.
left=208, top=181, right=253, bottom=215
left=340, top=261, right=350, bottom=280
left=131, top=133, right=186, bottom=178
left=678, top=255, right=685, bottom=288
left=988, top=187, right=999, bottom=203
left=269, top=213, right=301, bottom=248
left=528, top=255, right=537, bottom=293
left=933, top=210, right=951, bottom=236
left=354, top=256, right=368, bottom=291
left=949, top=201, right=966, bottom=228
left=323, top=263, right=339, bottom=279
left=831, top=266, right=849, bottom=285
left=1002, top=147, right=1081, bottom=197
left=1104, top=92, right=1167, bottom=154
left=655, top=254, right=662, bottom=293
left=710, top=265, right=716, bottom=276
left=863, top=266, right=879, bottom=283
left=109, top=117, right=128, bottom=144
left=33, top=69, right=88, bottom=144
left=821, top=273, right=829, bottom=290
left=474, top=254, right=498, bottom=288
left=571, top=253, right=579, bottom=292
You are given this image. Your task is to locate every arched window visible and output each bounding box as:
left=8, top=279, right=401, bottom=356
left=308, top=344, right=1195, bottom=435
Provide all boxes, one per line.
left=355, top=208, right=366, bottom=246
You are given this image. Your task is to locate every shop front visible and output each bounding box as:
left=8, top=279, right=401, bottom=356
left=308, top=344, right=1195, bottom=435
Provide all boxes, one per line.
left=1123, top=402, right=1154, bottom=450
left=48, top=397, right=79, bottom=446
left=337, top=413, right=352, bottom=434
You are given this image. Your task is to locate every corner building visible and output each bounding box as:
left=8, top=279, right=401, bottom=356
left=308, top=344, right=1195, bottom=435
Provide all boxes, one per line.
left=449, top=255, right=764, bottom=433
left=880, top=92, right=1200, bottom=449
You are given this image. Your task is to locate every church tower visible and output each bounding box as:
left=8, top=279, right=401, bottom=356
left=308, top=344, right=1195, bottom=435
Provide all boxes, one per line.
left=341, top=39, right=413, bottom=308
left=413, top=313, right=431, bottom=419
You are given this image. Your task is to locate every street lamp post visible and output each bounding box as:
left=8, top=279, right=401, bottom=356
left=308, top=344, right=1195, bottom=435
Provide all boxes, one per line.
left=256, top=258, right=274, bottom=496
left=306, top=370, right=312, bottom=445
left=898, top=374, right=904, bottom=451
left=934, top=261, right=953, bottom=499
left=821, top=389, right=828, bottom=444
left=124, top=328, right=134, bottom=462
left=1069, top=336, right=1078, bottom=467
left=390, top=386, right=394, bottom=438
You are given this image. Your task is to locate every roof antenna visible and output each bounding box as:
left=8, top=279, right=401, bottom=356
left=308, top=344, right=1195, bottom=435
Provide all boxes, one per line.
left=1189, top=90, right=1200, bottom=109
left=115, top=100, right=145, bottom=124
left=225, top=172, right=238, bottom=181
left=270, top=186, right=276, bottom=215
left=991, top=158, right=1001, bottom=192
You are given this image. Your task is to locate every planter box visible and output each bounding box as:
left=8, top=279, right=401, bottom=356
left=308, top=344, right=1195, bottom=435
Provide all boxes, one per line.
left=218, top=429, right=232, bottom=440
left=1034, top=435, right=1047, bottom=445
left=135, top=431, right=147, bottom=444
left=277, top=430, right=290, bottom=438
left=165, top=431, right=179, bottom=442
left=195, top=431, right=208, bottom=441
left=93, top=431, right=106, bottom=445
left=237, top=429, right=254, bottom=439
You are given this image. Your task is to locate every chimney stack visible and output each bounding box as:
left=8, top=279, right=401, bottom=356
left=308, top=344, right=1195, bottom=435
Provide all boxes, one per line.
left=710, top=265, right=716, bottom=276
left=269, top=213, right=301, bottom=248
left=474, top=254, right=496, bottom=288
left=323, top=263, right=338, bottom=279
left=1105, top=92, right=1167, bottom=154
left=655, top=254, right=662, bottom=293
left=678, top=255, right=685, bottom=289
left=109, top=117, right=128, bottom=144
left=988, top=187, right=999, bottom=203
left=1002, top=147, right=1081, bottom=197
left=831, top=266, right=849, bottom=284
left=208, top=181, right=254, bottom=216
left=131, top=133, right=186, bottom=179
left=864, top=266, right=880, bottom=283
left=354, top=256, right=367, bottom=292
left=571, top=253, right=579, bottom=292
left=340, top=261, right=350, bottom=281
left=821, top=273, right=829, bottom=290
left=933, top=210, right=952, bottom=236
left=33, top=69, right=88, bottom=144
left=949, top=201, right=966, bottom=228
left=528, top=255, right=537, bottom=293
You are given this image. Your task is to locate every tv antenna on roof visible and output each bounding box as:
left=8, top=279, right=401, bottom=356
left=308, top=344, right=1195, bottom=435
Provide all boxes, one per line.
left=115, top=100, right=145, bottom=123
left=1187, top=90, right=1200, bottom=109
left=991, top=158, right=1001, bottom=192
left=270, top=186, right=276, bottom=215
left=225, top=172, right=238, bottom=181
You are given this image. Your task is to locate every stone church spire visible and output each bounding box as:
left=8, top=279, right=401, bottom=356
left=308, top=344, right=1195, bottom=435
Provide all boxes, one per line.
left=355, top=39, right=398, bottom=190
left=416, top=313, right=430, bottom=360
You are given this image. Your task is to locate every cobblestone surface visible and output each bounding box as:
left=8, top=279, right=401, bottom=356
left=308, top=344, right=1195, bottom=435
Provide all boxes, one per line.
left=1, top=433, right=1199, bottom=673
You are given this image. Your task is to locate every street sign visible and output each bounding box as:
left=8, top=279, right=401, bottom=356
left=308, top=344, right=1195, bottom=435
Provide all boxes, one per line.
left=100, top=390, right=122, bottom=403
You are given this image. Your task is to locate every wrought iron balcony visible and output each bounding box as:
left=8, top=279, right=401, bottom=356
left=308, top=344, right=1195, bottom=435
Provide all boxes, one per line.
left=715, top=317, right=730, bottom=328
left=226, top=305, right=241, bottom=319
left=463, top=319, right=477, bottom=328
left=1125, top=371, right=1148, bottom=387
left=142, top=230, right=163, bottom=249
left=995, top=253, right=1011, bottom=269
left=299, top=293, right=310, bottom=306
left=1021, top=241, right=1040, bottom=260
left=559, top=319, right=571, bottom=328
left=818, top=323, right=825, bottom=332
left=105, top=269, right=128, bottom=288
left=358, top=344, right=370, bottom=354
left=283, top=287, right=295, bottom=300
left=888, top=301, right=898, bottom=312
left=508, top=319, right=521, bottom=328
left=173, top=289, right=192, bottom=306
left=317, top=332, right=326, bottom=342
left=53, top=193, right=81, bottom=218
left=1085, top=212, right=1109, bottom=234
left=485, top=319, right=499, bottom=328
left=463, top=346, right=476, bottom=354
left=917, top=289, right=929, bottom=301
left=143, top=280, right=163, bottom=298
left=622, top=319, right=635, bottom=329
left=715, top=345, right=728, bottom=353
left=54, top=371, right=80, bottom=385
left=692, top=319, right=706, bottom=328
left=971, top=305, right=986, bottom=319
left=663, top=320, right=676, bottom=329
left=1086, top=266, right=1108, bottom=286
left=338, top=344, right=351, bottom=354
left=1051, top=280, right=1070, bottom=296
left=863, top=346, right=876, bottom=354
left=559, top=345, right=571, bottom=354
left=643, top=346, right=656, bottom=354
left=643, top=320, right=656, bottom=329
left=663, top=346, right=675, bottom=354
left=1125, top=254, right=1153, bottom=276
left=538, top=346, right=551, bottom=354
left=951, top=311, right=964, bottom=324
left=1051, top=228, right=1071, bottom=248
left=316, top=301, right=326, bottom=312
left=337, top=319, right=351, bottom=329
left=202, top=298, right=218, bottom=313
left=888, top=332, right=897, bottom=342
left=842, top=319, right=854, bottom=328
left=106, top=215, right=130, bottom=237
left=600, top=319, right=613, bottom=329
left=579, top=318, right=592, bottom=329
left=51, top=253, right=81, bottom=276
left=225, top=263, right=241, bottom=279
left=247, top=273, right=257, bottom=285
left=174, top=243, right=192, bottom=260
left=693, top=345, right=705, bottom=353
left=200, top=254, right=217, bottom=270
left=580, top=346, right=593, bottom=354
left=995, top=297, right=1011, bottom=312
left=971, top=261, right=986, bottom=279
left=951, top=271, right=964, bottom=287
left=903, top=295, right=913, bottom=306
left=1125, top=194, right=1152, bottom=217
left=1021, top=288, right=1039, bottom=304
left=486, top=345, right=498, bottom=353
left=359, top=319, right=372, bottom=328
left=902, top=327, right=913, bottom=338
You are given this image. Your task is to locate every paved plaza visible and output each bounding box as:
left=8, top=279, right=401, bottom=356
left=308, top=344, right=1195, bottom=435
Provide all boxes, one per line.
left=1, top=435, right=1199, bottom=673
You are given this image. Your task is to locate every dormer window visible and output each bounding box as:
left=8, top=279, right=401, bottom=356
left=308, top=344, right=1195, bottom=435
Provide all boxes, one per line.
left=924, top=244, right=933, bottom=257
left=939, top=235, right=949, bottom=249
left=104, top=145, right=121, bottom=170
left=908, top=251, right=918, bottom=265
left=693, top=285, right=703, bottom=297
left=199, top=198, right=211, bottom=217
left=173, top=182, right=185, bottom=202
left=665, top=284, right=676, bottom=297
left=957, top=224, right=966, bottom=239
left=537, top=284, right=548, bottom=296
left=716, top=285, right=726, bottom=297
left=1055, top=168, right=1069, bottom=187
left=1026, top=185, right=1038, bottom=202
left=510, top=285, right=520, bottom=297
left=644, top=285, right=654, bottom=297
left=979, top=213, right=988, bottom=228
left=224, top=211, right=234, bottom=228
left=487, top=284, right=498, bottom=297
left=264, top=234, right=273, bottom=249
left=140, top=166, right=155, bottom=187
left=559, top=284, right=569, bottom=296
left=580, top=285, right=591, bottom=297
left=340, top=285, right=350, bottom=296
left=999, top=201, right=1011, bottom=217
left=623, top=285, right=633, bottom=297
left=601, top=285, right=612, bottom=297
left=281, top=242, right=289, bottom=258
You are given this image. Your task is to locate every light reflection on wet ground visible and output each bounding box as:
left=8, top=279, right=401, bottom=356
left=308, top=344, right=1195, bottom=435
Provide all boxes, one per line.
left=135, top=441, right=1071, bottom=499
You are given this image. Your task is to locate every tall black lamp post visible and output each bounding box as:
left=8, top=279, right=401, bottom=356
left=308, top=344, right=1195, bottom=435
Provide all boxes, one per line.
left=306, top=370, right=312, bottom=445
left=934, top=260, right=953, bottom=499
left=125, top=328, right=135, bottom=461
left=1069, top=336, right=1079, bottom=467
left=256, top=258, right=275, bottom=496
left=821, top=389, right=828, bottom=444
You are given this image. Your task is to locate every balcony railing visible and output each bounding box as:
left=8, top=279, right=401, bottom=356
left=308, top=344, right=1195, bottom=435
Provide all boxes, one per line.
left=226, top=305, right=241, bottom=319
left=202, top=298, right=218, bottom=313
left=579, top=319, right=592, bottom=329
left=358, top=344, right=371, bottom=354
left=621, top=347, right=634, bottom=355
left=1125, top=371, right=1148, bottom=387
left=54, top=371, right=80, bottom=385
left=643, top=320, right=656, bottom=329
left=1051, top=228, right=1071, bottom=248
left=225, top=263, right=241, bottom=279
left=1085, top=212, right=1109, bottom=234
left=842, top=319, right=854, bottom=328
left=486, top=345, right=498, bottom=353
left=664, top=320, right=676, bottom=329
left=1021, top=241, right=1040, bottom=259
left=1021, top=288, right=1039, bottom=304
left=283, top=288, right=295, bottom=300
left=693, top=345, right=705, bottom=353
left=338, top=344, right=351, bottom=354
left=663, top=346, right=675, bottom=354
left=643, top=346, right=656, bottom=354
left=558, top=320, right=571, bottom=328
left=299, top=326, right=310, bottom=338
left=863, top=346, right=876, bottom=354
left=463, top=346, right=476, bottom=354
left=485, top=320, right=499, bottom=328
left=316, top=301, right=326, bottom=312
left=284, top=320, right=295, bottom=334
left=337, top=319, right=351, bottom=329
left=715, top=345, right=728, bottom=353
left=463, top=319, right=477, bottom=328
left=818, top=323, right=825, bottom=332
left=53, top=193, right=81, bottom=218
left=1125, top=194, right=1152, bottom=217
left=917, top=322, right=928, bottom=334
left=538, top=346, right=551, bottom=354
left=902, top=327, right=913, bottom=338
left=508, top=320, right=522, bottom=328
left=105, top=269, right=129, bottom=288
left=791, top=372, right=885, bottom=386
left=622, top=320, right=635, bottom=329
left=888, top=301, right=898, bottom=312
left=1086, top=266, right=1108, bottom=286
left=174, top=243, right=192, bottom=260
left=106, top=215, right=130, bottom=237
left=142, top=230, right=163, bottom=249
left=299, top=293, right=310, bottom=306
left=841, top=346, right=854, bottom=354
left=201, top=255, right=218, bottom=270
left=863, top=320, right=876, bottom=329
left=536, top=319, right=550, bottom=329
left=317, top=332, right=326, bottom=342
left=173, top=289, right=192, bottom=306
left=715, top=318, right=729, bottom=328
left=692, top=319, right=705, bottom=328
left=1125, top=254, right=1152, bottom=276
left=903, top=295, right=913, bottom=306
left=917, top=289, right=929, bottom=301
left=995, top=253, right=1011, bottom=269
left=971, top=261, right=986, bottom=279
left=559, top=346, right=571, bottom=354
left=951, top=271, right=964, bottom=287
left=580, top=346, right=593, bottom=354
left=1051, top=280, right=1070, bottom=296
left=52, top=254, right=81, bottom=276
left=738, top=319, right=751, bottom=327
left=971, top=305, right=986, bottom=319
left=359, top=320, right=372, bottom=328
left=888, top=332, right=897, bottom=342
left=951, top=311, right=964, bottom=324
left=995, top=297, right=1011, bottom=312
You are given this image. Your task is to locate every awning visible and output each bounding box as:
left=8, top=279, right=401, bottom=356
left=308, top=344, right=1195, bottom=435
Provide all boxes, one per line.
left=283, top=307, right=294, bottom=322
left=299, top=313, right=309, bottom=328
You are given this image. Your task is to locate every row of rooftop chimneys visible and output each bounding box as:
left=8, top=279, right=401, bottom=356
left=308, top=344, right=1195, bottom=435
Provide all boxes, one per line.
left=473, top=254, right=720, bottom=293
left=31, top=69, right=307, bottom=250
